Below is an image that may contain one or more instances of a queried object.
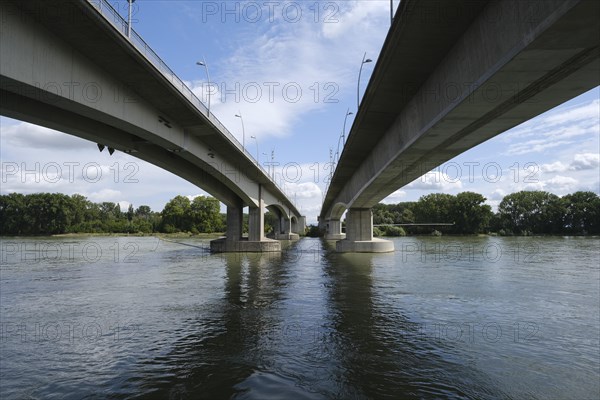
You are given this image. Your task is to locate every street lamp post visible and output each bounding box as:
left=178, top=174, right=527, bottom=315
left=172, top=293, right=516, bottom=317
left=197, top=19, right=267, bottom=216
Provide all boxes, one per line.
left=357, top=52, right=373, bottom=110
left=235, top=112, right=245, bottom=150
left=336, top=134, right=343, bottom=164
left=342, top=108, right=354, bottom=146
left=127, top=0, right=136, bottom=38
left=264, top=150, right=275, bottom=179
left=196, top=58, right=211, bottom=117
left=390, top=0, right=394, bottom=25
left=251, top=135, right=259, bottom=164
left=328, top=147, right=334, bottom=186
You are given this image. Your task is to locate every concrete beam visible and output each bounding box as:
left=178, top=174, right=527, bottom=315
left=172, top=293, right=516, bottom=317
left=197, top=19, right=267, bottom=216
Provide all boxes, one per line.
left=321, top=0, right=600, bottom=220
left=1, top=0, right=305, bottom=225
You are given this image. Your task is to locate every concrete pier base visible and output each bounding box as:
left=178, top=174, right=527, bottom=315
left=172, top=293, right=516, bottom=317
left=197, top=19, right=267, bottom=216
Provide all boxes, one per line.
left=272, top=232, right=300, bottom=241
left=336, top=237, right=394, bottom=253
left=335, top=208, right=394, bottom=253
left=324, top=219, right=345, bottom=241
left=210, top=202, right=281, bottom=253
left=210, top=238, right=281, bottom=253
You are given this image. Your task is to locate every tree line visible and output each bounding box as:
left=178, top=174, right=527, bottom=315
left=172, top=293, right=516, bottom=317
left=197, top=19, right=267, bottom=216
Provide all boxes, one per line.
left=1, top=190, right=598, bottom=236
left=0, top=193, right=225, bottom=236
left=372, top=191, right=600, bottom=236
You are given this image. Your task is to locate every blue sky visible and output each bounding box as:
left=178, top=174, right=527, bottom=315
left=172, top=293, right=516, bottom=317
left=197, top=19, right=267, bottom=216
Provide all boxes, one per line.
left=1, top=1, right=599, bottom=224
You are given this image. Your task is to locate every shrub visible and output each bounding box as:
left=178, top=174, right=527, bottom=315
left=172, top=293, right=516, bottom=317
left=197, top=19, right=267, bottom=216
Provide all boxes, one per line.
left=383, top=225, right=406, bottom=237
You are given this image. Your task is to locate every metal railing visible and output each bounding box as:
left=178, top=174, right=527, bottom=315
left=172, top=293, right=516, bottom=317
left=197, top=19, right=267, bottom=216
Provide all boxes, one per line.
left=85, top=0, right=295, bottom=206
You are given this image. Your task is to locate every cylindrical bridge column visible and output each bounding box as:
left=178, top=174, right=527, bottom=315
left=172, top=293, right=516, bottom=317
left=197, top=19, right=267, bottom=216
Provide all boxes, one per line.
left=336, top=208, right=394, bottom=253
left=325, top=219, right=345, bottom=240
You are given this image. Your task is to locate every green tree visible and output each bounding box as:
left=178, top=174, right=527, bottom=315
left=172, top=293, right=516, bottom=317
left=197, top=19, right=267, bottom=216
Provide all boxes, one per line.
left=69, top=194, right=89, bottom=228
left=99, top=202, right=118, bottom=220
left=562, top=191, right=600, bottom=234
left=127, top=204, right=135, bottom=222
left=497, top=191, right=563, bottom=234
left=451, top=192, right=493, bottom=234
left=189, top=196, right=221, bottom=233
left=264, top=211, right=279, bottom=235
left=0, top=193, right=26, bottom=235
left=161, top=195, right=191, bottom=232
left=381, top=225, right=406, bottom=236
left=22, top=193, right=74, bottom=234
left=373, top=204, right=395, bottom=225
left=412, top=193, right=454, bottom=233
left=135, top=205, right=152, bottom=219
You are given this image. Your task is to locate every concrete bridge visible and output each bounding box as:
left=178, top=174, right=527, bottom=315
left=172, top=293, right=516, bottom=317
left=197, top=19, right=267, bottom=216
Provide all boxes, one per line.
left=320, top=0, right=599, bottom=252
left=0, top=0, right=305, bottom=252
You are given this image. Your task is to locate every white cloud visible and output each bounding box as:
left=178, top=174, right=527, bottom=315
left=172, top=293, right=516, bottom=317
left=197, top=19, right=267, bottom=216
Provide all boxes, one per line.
left=543, top=99, right=600, bottom=126
left=501, top=98, right=599, bottom=156
left=505, top=139, right=573, bottom=156
left=571, top=153, right=600, bottom=171
left=278, top=181, right=323, bottom=224
left=489, top=189, right=506, bottom=200
left=540, top=153, right=599, bottom=174
left=406, top=171, right=463, bottom=191
left=185, top=1, right=390, bottom=142
left=118, top=201, right=132, bottom=212
left=0, top=121, right=91, bottom=150
left=521, top=181, right=546, bottom=191
left=541, top=161, right=569, bottom=173
left=88, top=189, right=122, bottom=203
left=544, top=175, right=579, bottom=193
left=322, top=1, right=390, bottom=40
left=382, top=189, right=406, bottom=204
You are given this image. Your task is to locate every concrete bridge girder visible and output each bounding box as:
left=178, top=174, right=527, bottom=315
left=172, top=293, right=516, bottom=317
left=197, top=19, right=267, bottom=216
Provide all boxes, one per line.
left=0, top=7, right=261, bottom=208
left=321, top=0, right=599, bottom=252
left=1, top=0, right=305, bottom=252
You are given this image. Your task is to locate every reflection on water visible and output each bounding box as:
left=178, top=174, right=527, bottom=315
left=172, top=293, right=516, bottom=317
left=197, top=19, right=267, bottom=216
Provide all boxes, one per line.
left=1, top=236, right=599, bottom=399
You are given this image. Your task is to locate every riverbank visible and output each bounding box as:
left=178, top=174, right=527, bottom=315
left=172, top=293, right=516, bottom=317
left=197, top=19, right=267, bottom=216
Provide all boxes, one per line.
left=0, top=232, right=226, bottom=239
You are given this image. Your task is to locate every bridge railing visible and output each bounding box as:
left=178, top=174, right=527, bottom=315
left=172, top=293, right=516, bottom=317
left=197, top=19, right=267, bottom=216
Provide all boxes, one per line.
left=86, top=0, right=293, bottom=205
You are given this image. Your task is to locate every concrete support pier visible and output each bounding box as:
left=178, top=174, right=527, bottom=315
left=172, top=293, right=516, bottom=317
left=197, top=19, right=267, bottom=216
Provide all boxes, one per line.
left=325, top=219, right=346, bottom=240
left=336, top=208, right=394, bottom=253
left=272, top=219, right=300, bottom=240
left=269, top=214, right=300, bottom=240
left=211, top=194, right=281, bottom=253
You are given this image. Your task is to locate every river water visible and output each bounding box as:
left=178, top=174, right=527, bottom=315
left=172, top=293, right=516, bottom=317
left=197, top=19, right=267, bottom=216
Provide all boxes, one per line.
left=1, top=236, right=598, bottom=399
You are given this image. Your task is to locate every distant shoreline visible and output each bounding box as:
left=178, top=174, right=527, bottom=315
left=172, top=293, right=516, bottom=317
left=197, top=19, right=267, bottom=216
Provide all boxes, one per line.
left=2, top=233, right=597, bottom=239
left=0, top=232, right=226, bottom=239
